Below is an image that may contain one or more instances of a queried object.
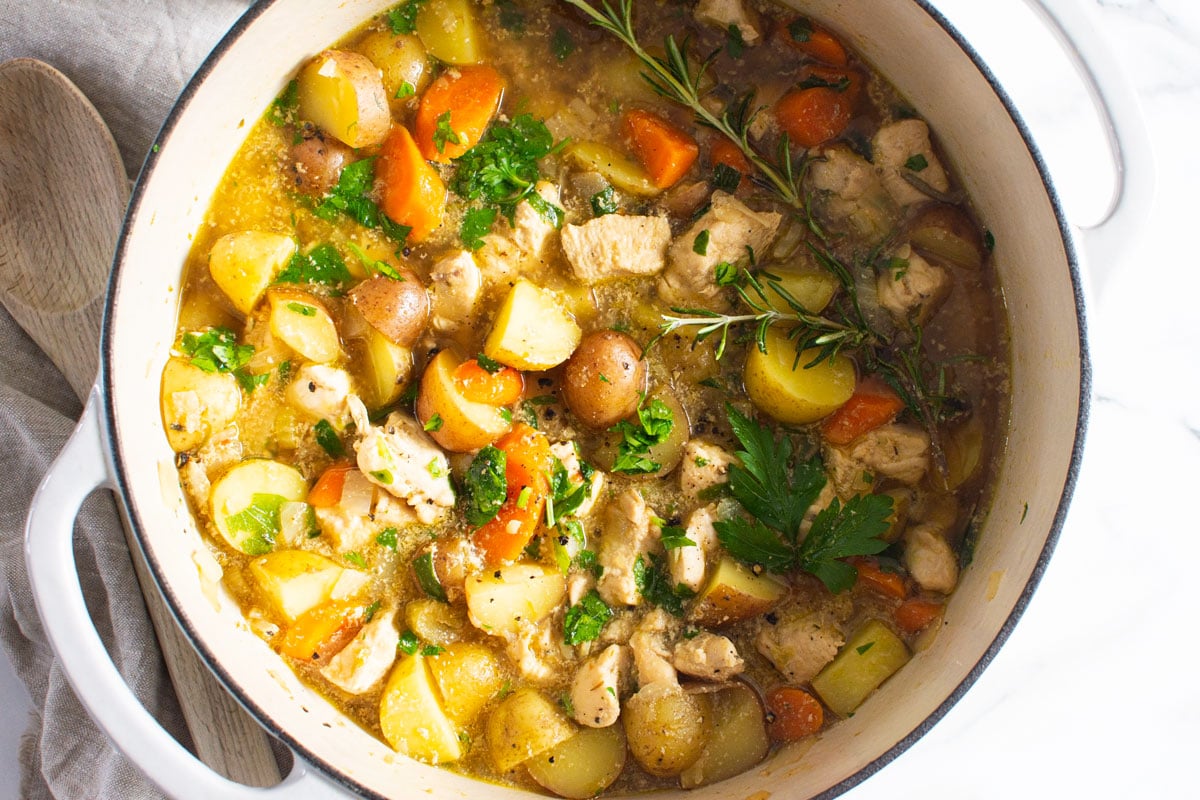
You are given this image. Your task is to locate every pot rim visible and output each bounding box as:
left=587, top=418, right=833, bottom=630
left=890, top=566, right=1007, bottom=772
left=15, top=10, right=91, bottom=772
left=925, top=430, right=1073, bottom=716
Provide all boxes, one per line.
left=99, top=1, right=1092, bottom=797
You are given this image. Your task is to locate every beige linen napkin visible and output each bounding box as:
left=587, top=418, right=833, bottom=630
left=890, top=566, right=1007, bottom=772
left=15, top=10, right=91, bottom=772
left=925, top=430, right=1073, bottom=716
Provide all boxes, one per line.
left=0, top=1, right=251, bottom=796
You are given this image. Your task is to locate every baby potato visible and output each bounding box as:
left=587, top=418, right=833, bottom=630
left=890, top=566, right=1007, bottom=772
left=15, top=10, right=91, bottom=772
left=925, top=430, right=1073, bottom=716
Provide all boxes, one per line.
left=589, top=388, right=689, bottom=475
left=357, top=30, right=430, bottom=111
left=484, top=280, right=582, bottom=371
left=688, top=556, right=787, bottom=628
left=565, top=141, right=658, bottom=197
left=267, top=289, right=342, bottom=364
left=160, top=357, right=241, bottom=452
left=208, top=231, right=296, bottom=316
left=487, top=689, right=577, bottom=772
left=416, top=349, right=511, bottom=452
left=526, top=724, right=627, bottom=799
left=349, top=271, right=429, bottom=346
left=415, top=0, right=482, bottom=65
left=379, top=654, right=464, bottom=764
left=679, top=683, right=770, bottom=788
left=908, top=204, right=985, bottom=269
left=296, top=50, right=391, bottom=149
left=743, top=327, right=855, bottom=424
left=623, top=684, right=712, bottom=777
left=426, top=642, right=507, bottom=725
left=562, top=330, right=647, bottom=429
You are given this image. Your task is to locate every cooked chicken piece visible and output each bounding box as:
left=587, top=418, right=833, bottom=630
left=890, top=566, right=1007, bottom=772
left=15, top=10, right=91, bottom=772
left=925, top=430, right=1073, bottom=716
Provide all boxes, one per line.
left=630, top=609, right=681, bottom=689
left=476, top=181, right=562, bottom=281
left=550, top=440, right=605, bottom=519
left=659, top=192, right=781, bottom=308
left=903, top=495, right=960, bottom=594
left=349, top=397, right=455, bottom=524
left=825, top=423, right=931, bottom=497
left=571, top=644, right=630, bottom=728
left=872, top=119, right=951, bottom=207
left=806, top=144, right=897, bottom=241
left=424, top=536, right=483, bottom=603
left=672, top=632, right=745, bottom=681
left=320, top=608, right=400, bottom=694
left=679, top=439, right=735, bottom=502
left=286, top=364, right=351, bottom=423
left=694, top=0, right=760, bottom=43
left=567, top=571, right=596, bottom=608
left=180, top=424, right=242, bottom=509
left=561, top=214, right=672, bottom=284
left=668, top=504, right=720, bottom=595
left=504, top=616, right=571, bottom=685
left=597, top=489, right=660, bottom=607
left=876, top=244, right=950, bottom=325
left=427, top=250, right=482, bottom=333
left=756, top=605, right=847, bottom=685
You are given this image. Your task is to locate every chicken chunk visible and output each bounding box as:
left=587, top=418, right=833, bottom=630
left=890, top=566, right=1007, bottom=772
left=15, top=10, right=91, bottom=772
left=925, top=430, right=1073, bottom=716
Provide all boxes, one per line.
left=694, top=0, right=760, bottom=43
left=672, top=632, right=745, bottom=681
left=597, top=489, right=660, bottom=607
left=659, top=192, right=781, bottom=308
left=571, top=644, right=630, bottom=728
left=561, top=214, right=672, bottom=284
left=320, top=608, right=400, bottom=694
left=426, top=250, right=482, bottom=333
left=679, top=439, right=735, bottom=502
left=806, top=145, right=897, bottom=241
left=903, top=495, right=960, bottom=594
left=756, top=605, right=846, bottom=685
left=349, top=398, right=455, bottom=524
left=505, top=616, right=570, bottom=685
left=877, top=243, right=951, bottom=325
left=872, top=119, right=951, bottom=207
left=630, top=609, right=681, bottom=689
left=825, top=423, right=931, bottom=497
left=668, top=504, right=719, bottom=595
left=286, top=364, right=351, bottom=423
left=476, top=181, right=562, bottom=281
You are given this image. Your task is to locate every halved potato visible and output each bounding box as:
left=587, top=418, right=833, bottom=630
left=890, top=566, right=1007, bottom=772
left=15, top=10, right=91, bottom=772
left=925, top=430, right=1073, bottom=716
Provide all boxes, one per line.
left=379, top=654, right=463, bottom=764
left=249, top=549, right=364, bottom=621
left=623, top=684, right=711, bottom=777
left=296, top=49, right=391, bottom=148
left=743, top=328, right=856, bottom=424
left=357, top=30, right=430, bottom=110
left=487, top=689, right=576, bottom=772
left=349, top=271, right=429, bottom=347
left=160, top=357, right=241, bottom=452
left=209, top=460, right=308, bottom=555
left=565, top=141, right=658, bottom=196
left=208, top=231, right=295, bottom=316
left=679, top=683, right=770, bottom=788
left=414, top=0, right=482, bottom=65
left=359, top=325, right=412, bottom=408
left=764, top=266, right=839, bottom=315
left=688, top=556, right=787, bottom=628
left=405, top=597, right=466, bottom=647
left=267, top=289, right=342, bottom=364
left=416, top=348, right=511, bottom=452
left=483, top=280, right=582, bottom=371
left=811, top=619, right=911, bottom=717
left=907, top=204, right=985, bottom=269
left=427, top=642, right=507, bottom=724
left=526, top=724, right=627, bottom=799
left=464, top=563, right=566, bottom=637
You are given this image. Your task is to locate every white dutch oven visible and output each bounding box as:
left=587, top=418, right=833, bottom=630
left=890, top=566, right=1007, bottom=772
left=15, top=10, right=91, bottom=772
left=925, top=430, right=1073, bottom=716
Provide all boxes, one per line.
left=24, top=0, right=1152, bottom=798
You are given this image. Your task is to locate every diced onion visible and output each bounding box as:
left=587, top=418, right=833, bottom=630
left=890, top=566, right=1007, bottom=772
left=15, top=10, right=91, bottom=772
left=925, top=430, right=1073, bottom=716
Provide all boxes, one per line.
left=339, top=469, right=375, bottom=517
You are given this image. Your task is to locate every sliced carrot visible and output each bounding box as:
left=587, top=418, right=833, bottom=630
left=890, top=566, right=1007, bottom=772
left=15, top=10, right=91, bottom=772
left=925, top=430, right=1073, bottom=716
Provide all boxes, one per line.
left=278, top=601, right=363, bottom=662
left=822, top=377, right=906, bottom=445
left=849, top=557, right=908, bottom=601
left=783, top=17, right=848, bottom=66
left=710, top=137, right=753, bottom=190
left=471, top=423, right=554, bottom=565
left=454, top=358, right=524, bottom=406
left=775, top=85, right=855, bottom=149
left=414, top=65, right=506, bottom=162
left=895, top=598, right=944, bottom=634
left=494, top=423, right=554, bottom=497
left=621, top=109, right=699, bottom=189
left=307, top=462, right=352, bottom=508
left=472, top=497, right=545, bottom=566
left=377, top=125, right=447, bottom=243
left=765, top=686, right=825, bottom=742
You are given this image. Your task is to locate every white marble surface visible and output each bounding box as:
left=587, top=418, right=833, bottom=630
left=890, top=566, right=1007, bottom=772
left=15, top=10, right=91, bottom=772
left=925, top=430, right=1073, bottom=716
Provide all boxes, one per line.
left=2, top=0, right=1198, bottom=797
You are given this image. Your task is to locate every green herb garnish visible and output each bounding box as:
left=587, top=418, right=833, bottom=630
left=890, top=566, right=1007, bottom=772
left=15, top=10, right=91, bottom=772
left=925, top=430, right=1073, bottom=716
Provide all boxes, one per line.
left=609, top=397, right=674, bottom=475
left=275, top=243, right=353, bottom=289
left=314, top=419, right=345, bottom=458
left=461, top=206, right=498, bottom=251
left=633, top=553, right=693, bottom=616
left=905, top=154, right=929, bottom=172
left=226, top=493, right=287, bottom=556
left=386, top=0, right=425, bottom=35
left=563, top=589, right=613, bottom=645
left=590, top=185, right=618, bottom=216
left=464, top=446, right=507, bottom=527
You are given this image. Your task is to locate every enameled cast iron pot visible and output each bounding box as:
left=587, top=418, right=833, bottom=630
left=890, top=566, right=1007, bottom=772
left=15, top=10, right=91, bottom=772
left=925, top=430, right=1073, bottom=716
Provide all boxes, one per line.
left=24, top=0, right=1152, bottom=797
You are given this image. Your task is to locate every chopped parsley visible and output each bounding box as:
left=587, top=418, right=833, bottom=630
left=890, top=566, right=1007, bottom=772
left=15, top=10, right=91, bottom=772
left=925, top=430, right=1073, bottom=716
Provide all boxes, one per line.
left=590, top=185, right=618, bottom=217
left=713, top=405, right=892, bottom=593
left=413, top=552, right=448, bottom=602
left=711, top=162, right=742, bottom=193
left=426, top=458, right=446, bottom=478
left=275, top=243, right=353, bottom=290
left=313, top=419, right=345, bottom=458
left=563, top=589, right=613, bottom=645
left=285, top=301, right=316, bottom=317
left=659, top=526, right=697, bottom=550
left=464, top=445, right=507, bottom=526
left=526, top=192, right=565, bottom=229
left=395, top=81, right=415, bottom=99
left=461, top=206, right=497, bottom=251
left=609, top=396, right=674, bottom=475
left=888, top=256, right=910, bottom=281
left=547, top=458, right=591, bottom=525
left=633, top=553, right=693, bottom=616
left=788, top=17, right=814, bottom=43
left=266, top=79, right=299, bottom=127
left=905, top=154, right=929, bottom=172
left=476, top=353, right=504, bottom=373
left=433, top=111, right=462, bottom=154
left=397, top=630, right=420, bottom=655
left=179, top=327, right=268, bottom=393
left=313, top=158, right=410, bottom=245
left=516, top=486, right=533, bottom=509
left=496, top=0, right=525, bottom=33
left=344, top=551, right=368, bottom=570
left=725, top=24, right=746, bottom=58
left=450, top=114, right=561, bottom=221
left=984, top=230, right=996, bottom=252
left=386, top=0, right=425, bottom=35
left=714, top=261, right=739, bottom=286
left=693, top=229, right=710, bottom=256
left=856, top=641, right=876, bottom=655
left=552, top=26, right=575, bottom=61
left=363, top=600, right=382, bottom=623
left=376, top=527, right=399, bottom=551
left=423, top=413, right=443, bottom=432
left=225, top=493, right=287, bottom=556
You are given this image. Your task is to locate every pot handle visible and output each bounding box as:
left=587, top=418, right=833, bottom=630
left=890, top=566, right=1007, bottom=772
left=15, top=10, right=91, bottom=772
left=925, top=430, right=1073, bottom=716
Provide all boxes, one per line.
left=1024, top=0, right=1156, bottom=296
left=24, top=389, right=347, bottom=800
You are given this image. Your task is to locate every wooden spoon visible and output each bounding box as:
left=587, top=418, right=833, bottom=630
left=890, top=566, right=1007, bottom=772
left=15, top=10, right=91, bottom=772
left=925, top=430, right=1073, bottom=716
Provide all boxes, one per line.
left=0, top=58, right=282, bottom=787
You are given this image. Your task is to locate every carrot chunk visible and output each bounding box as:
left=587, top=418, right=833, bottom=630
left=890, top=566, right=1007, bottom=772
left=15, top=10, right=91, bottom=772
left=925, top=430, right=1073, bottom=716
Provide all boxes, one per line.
left=775, top=86, right=854, bottom=148
left=471, top=423, right=554, bottom=565
left=849, top=557, right=908, bottom=601
left=278, top=602, right=363, bottom=662
left=821, top=377, right=905, bottom=445
left=454, top=358, right=524, bottom=406
left=376, top=125, right=447, bottom=242
left=621, top=109, right=700, bottom=189
left=895, top=598, right=944, bottom=634
left=765, top=686, right=825, bottom=742
left=783, top=17, right=849, bottom=66
left=710, top=137, right=753, bottom=190
left=414, top=65, right=506, bottom=162
left=307, top=462, right=352, bottom=508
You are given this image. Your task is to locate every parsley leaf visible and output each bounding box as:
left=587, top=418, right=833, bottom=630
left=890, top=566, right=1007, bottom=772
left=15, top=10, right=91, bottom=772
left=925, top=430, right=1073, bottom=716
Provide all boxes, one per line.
left=386, top=0, right=425, bottom=35
left=398, top=630, right=420, bottom=655
left=266, top=80, right=299, bottom=127
left=590, top=185, right=618, bottom=216
left=633, top=554, right=693, bottom=616
left=313, top=158, right=410, bottom=245
left=476, top=353, right=504, bottom=373
left=433, top=111, right=462, bottom=154
left=796, top=495, right=893, bottom=593
left=424, top=413, right=443, bottom=432
left=552, top=26, right=576, bottom=61
left=225, top=493, right=287, bottom=556
left=275, top=243, right=353, bottom=289
left=563, top=589, right=612, bottom=645
left=450, top=114, right=559, bottom=220
left=726, top=24, right=746, bottom=58
left=180, top=327, right=253, bottom=374
left=713, top=516, right=795, bottom=572
left=788, top=17, right=814, bottom=43
left=659, top=525, right=697, bottom=550
left=376, top=527, right=399, bottom=550
left=905, top=154, right=929, bottom=172
left=313, top=419, right=345, bottom=458
left=344, top=551, right=368, bottom=569
left=461, top=206, right=497, bottom=251
left=464, top=445, right=507, bottom=527
left=693, top=229, right=710, bottom=256
left=610, top=397, right=674, bottom=475
left=395, top=81, right=416, bottom=99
